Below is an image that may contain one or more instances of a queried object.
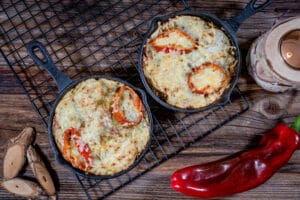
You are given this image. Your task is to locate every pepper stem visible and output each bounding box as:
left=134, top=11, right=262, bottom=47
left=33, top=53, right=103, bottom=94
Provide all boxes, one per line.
left=291, top=115, right=300, bottom=132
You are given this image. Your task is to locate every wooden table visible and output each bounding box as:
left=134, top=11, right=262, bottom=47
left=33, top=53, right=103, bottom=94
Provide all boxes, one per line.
left=0, top=0, right=299, bottom=199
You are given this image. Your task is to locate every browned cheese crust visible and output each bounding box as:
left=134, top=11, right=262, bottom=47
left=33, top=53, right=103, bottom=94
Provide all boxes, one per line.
left=143, top=15, right=237, bottom=109
left=52, top=78, right=150, bottom=175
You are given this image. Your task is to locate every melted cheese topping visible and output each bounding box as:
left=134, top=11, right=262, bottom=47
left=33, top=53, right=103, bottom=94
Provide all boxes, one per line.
left=143, top=15, right=237, bottom=109
left=153, top=29, right=194, bottom=49
left=188, top=64, right=227, bottom=94
left=191, top=67, right=223, bottom=89
left=120, top=90, right=140, bottom=122
left=53, top=78, right=150, bottom=175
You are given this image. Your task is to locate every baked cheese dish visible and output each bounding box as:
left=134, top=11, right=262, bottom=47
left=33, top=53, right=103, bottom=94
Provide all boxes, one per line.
left=52, top=78, right=150, bottom=175
left=143, top=15, right=237, bottom=109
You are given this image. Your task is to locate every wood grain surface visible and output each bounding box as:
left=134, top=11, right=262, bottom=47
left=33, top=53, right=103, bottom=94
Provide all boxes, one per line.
left=1, top=0, right=300, bottom=199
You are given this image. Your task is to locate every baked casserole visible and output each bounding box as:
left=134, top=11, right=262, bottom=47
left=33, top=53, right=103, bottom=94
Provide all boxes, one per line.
left=52, top=78, right=150, bottom=176
left=143, top=15, right=237, bottom=109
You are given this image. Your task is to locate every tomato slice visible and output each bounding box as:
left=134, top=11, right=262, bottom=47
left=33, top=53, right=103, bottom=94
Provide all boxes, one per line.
left=187, top=63, right=228, bottom=95
left=112, top=86, right=143, bottom=127
left=63, top=128, right=92, bottom=171
left=151, top=27, right=196, bottom=54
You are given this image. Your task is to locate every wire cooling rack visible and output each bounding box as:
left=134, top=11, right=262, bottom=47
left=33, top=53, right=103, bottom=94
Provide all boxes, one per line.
left=0, top=0, right=249, bottom=199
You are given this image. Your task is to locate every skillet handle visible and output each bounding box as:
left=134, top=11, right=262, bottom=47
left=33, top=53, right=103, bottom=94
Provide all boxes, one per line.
left=224, top=0, right=272, bottom=32
left=27, top=40, right=72, bottom=92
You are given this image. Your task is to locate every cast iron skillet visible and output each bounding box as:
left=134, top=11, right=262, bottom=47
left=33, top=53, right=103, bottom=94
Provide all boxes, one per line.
left=138, top=0, right=272, bottom=113
left=27, top=40, right=153, bottom=179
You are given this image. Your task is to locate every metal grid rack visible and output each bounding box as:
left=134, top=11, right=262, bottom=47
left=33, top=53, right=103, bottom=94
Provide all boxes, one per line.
left=0, top=0, right=249, bottom=199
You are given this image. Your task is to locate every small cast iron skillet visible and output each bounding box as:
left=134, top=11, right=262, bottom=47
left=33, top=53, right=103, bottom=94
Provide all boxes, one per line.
left=27, top=40, right=153, bottom=179
left=138, top=0, right=272, bottom=113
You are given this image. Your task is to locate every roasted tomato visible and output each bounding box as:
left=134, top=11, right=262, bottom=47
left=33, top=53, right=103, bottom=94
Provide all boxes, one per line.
left=150, top=27, right=196, bottom=54
left=187, top=63, right=228, bottom=94
left=112, top=86, right=143, bottom=127
left=63, top=128, right=92, bottom=171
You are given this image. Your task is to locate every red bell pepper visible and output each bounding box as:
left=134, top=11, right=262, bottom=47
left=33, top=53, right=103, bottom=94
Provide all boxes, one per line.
left=171, top=115, right=300, bottom=198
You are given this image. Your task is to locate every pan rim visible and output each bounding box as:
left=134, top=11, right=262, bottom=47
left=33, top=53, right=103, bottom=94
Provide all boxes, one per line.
left=48, top=75, right=153, bottom=179
left=138, top=9, right=241, bottom=113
